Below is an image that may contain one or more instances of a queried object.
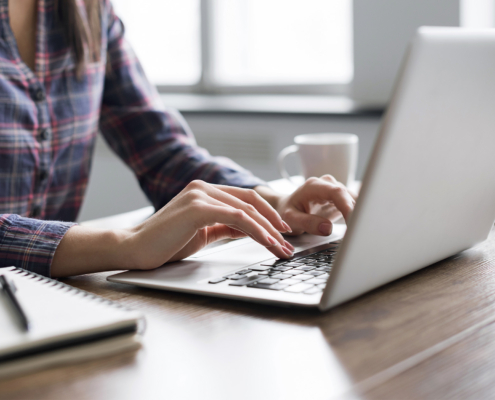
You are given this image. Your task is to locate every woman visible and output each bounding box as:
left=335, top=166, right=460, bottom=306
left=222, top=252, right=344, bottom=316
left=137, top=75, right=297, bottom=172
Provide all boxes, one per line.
left=0, top=0, right=355, bottom=278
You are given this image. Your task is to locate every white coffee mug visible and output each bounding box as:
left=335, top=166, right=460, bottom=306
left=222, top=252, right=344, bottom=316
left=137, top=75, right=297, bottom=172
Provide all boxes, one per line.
left=277, top=133, right=359, bottom=186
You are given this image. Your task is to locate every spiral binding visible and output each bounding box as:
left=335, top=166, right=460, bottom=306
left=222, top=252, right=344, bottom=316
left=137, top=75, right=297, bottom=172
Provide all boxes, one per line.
left=5, top=266, right=146, bottom=334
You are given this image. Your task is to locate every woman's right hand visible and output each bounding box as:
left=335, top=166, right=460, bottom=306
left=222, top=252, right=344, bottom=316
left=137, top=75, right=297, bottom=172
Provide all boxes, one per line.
left=119, top=180, right=295, bottom=271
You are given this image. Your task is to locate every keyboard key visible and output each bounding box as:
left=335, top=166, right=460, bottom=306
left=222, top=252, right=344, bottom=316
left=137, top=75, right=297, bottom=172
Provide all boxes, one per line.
left=317, top=284, right=326, bottom=289
left=259, top=278, right=280, bottom=285
left=229, top=275, right=264, bottom=286
left=318, top=273, right=330, bottom=280
left=307, top=271, right=325, bottom=276
left=209, top=277, right=227, bottom=284
left=279, top=279, right=300, bottom=286
left=236, top=269, right=251, bottom=275
left=304, top=287, right=323, bottom=295
left=292, top=274, right=314, bottom=281
left=285, top=283, right=314, bottom=293
left=260, top=259, right=283, bottom=266
left=283, top=270, right=303, bottom=276
left=270, top=283, right=289, bottom=291
left=271, top=273, right=292, bottom=280
left=258, top=271, right=270, bottom=275
left=249, top=265, right=270, bottom=271
left=272, top=266, right=292, bottom=272
left=247, top=283, right=275, bottom=290
left=228, top=274, right=248, bottom=280
left=299, top=266, right=316, bottom=271
left=247, top=282, right=286, bottom=291
left=284, top=262, right=304, bottom=267
left=305, top=278, right=327, bottom=285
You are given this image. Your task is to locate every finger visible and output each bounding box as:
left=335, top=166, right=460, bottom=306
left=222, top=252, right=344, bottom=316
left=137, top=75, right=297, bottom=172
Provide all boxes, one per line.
left=201, top=184, right=287, bottom=247
left=318, top=175, right=356, bottom=217
left=310, top=202, right=343, bottom=223
left=213, top=185, right=290, bottom=233
left=284, top=207, right=334, bottom=236
left=296, top=178, right=355, bottom=221
left=206, top=225, right=247, bottom=245
left=200, top=203, right=293, bottom=259
left=168, top=227, right=247, bottom=263
left=320, top=174, right=338, bottom=184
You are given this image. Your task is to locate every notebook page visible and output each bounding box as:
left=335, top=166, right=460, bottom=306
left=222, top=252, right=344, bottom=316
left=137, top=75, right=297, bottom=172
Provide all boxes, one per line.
left=0, top=268, right=142, bottom=357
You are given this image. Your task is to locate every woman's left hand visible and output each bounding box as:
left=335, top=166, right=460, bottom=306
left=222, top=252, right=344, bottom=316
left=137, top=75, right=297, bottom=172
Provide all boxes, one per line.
left=256, top=175, right=356, bottom=237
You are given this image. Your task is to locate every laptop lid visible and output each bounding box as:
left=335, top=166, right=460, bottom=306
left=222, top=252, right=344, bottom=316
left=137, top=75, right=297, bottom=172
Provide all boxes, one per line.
left=320, top=27, right=495, bottom=311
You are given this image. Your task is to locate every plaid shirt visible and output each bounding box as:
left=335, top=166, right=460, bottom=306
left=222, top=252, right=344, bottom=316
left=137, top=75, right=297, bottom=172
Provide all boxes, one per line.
left=0, top=0, right=264, bottom=277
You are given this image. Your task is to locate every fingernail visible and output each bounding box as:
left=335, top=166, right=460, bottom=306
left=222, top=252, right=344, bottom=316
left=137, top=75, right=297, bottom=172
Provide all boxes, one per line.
left=319, top=222, right=332, bottom=236
left=282, top=221, right=292, bottom=233
left=267, top=236, right=278, bottom=247
left=282, top=246, right=294, bottom=256
left=284, top=240, right=295, bottom=251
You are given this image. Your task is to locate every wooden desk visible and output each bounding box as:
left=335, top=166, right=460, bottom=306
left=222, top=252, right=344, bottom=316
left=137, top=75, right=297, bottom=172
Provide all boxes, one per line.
left=2, top=215, right=495, bottom=399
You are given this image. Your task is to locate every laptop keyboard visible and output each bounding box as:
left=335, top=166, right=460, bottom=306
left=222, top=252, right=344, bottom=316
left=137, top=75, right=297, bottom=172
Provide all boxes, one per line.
left=208, top=241, right=340, bottom=295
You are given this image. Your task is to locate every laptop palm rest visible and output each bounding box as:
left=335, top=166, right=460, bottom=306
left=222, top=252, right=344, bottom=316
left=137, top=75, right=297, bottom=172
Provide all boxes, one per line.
left=108, top=226, right=346, bottom=287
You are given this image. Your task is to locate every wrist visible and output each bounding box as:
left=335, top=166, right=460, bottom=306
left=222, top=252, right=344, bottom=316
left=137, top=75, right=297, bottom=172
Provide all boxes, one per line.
left=51, top=226, right=134, bottom=277
left=109, top=228, right=136, bottom=270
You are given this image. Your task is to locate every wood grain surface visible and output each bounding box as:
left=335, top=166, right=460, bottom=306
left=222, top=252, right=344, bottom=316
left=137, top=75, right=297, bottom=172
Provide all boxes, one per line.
left=1, top=228, right=495, bottom=400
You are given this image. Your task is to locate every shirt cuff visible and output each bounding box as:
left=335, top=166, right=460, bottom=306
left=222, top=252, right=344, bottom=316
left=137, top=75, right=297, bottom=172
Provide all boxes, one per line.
left=0, top=215, right=76, bottom=278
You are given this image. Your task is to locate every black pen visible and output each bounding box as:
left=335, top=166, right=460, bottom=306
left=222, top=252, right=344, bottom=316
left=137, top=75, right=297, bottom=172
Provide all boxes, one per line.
left=0, top=275, right=30, bottom=331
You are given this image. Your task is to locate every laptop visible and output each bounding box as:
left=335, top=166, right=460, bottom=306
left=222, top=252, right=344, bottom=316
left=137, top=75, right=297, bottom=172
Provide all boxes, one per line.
left=108, top=27, right=495, bottom=311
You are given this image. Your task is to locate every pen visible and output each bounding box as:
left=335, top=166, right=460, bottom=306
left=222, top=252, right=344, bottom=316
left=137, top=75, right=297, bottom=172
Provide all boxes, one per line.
left=0, top=275, right=30, bottom=331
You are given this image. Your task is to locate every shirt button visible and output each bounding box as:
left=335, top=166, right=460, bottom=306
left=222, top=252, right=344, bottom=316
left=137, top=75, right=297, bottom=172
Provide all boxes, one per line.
left=38, top=169, right=49, bottom=182
left=39, top=129, right=50, bottom=141
left=33, top=89, right=45, bottom=102
left=31, top=205, right=42, bottom=218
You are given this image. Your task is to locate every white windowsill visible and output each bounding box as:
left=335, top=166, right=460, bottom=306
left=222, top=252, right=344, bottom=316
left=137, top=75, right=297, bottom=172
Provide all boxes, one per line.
left=159, top=94, right=385, bottom=115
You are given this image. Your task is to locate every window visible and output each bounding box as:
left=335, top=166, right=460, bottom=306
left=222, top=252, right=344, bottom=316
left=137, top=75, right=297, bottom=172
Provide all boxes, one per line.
left=111, top=0, right=353, bottom=93
left=111, top=0, right=201, bottom=85
left=212, top=0, right=353, bottom=86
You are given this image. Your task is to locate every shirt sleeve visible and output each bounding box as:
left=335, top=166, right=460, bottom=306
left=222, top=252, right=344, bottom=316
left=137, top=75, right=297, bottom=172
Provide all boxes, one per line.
left=98, top=1, right=266, bottom=211
left=0, top=215, right=75, bottom=277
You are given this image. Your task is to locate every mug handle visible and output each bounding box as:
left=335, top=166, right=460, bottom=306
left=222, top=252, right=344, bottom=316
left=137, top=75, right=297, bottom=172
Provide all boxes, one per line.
left=277, top=145, right=299, bottom=185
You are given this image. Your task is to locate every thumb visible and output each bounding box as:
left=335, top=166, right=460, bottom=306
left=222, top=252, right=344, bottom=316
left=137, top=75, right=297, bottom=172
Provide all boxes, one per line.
left=286, top=209, right=333, bottom=236
left=206, top=224, right=247, bottom=245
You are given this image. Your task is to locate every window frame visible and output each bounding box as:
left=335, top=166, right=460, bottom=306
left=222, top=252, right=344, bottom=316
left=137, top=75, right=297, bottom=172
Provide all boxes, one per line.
left=154, top=0, right=353, bottom=96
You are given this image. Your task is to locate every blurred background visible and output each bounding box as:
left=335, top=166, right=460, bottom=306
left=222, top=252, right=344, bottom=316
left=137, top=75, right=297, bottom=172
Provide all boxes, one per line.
left=78, top=0, right=495, bottom=221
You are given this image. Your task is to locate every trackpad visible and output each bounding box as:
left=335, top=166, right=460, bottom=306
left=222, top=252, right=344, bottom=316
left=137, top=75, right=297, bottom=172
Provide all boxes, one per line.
left=120, top=240, right=279, bottom=283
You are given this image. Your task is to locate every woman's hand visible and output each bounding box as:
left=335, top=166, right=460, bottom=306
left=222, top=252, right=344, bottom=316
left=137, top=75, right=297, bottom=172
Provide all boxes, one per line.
left=119, top=180, right=295, bottom=270
left=52, top=180, right=294, bottom=277
left=51, top=177, right=354, bottom=278
left=255, top=175, right=356, bottom=237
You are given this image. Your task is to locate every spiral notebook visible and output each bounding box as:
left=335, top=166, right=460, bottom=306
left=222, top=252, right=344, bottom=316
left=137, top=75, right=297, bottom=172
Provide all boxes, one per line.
left=0, top=267, right=144, bottom=379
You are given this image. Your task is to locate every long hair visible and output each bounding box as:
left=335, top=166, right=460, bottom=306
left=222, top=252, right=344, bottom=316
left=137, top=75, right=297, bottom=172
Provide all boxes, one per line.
left=55, top=0, right=102, bottom=76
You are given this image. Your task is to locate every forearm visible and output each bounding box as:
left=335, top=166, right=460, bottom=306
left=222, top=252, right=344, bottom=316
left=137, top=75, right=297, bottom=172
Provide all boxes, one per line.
left=51, top=226, right=130, bottom=278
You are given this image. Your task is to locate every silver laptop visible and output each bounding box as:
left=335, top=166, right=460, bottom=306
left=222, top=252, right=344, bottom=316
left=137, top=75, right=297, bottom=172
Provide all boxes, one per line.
left=108, top=27, right=495, bottom=311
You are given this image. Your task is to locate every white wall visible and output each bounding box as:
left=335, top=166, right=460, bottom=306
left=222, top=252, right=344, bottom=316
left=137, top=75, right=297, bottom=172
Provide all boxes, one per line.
left=78, top=113, right=382, bottom=221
